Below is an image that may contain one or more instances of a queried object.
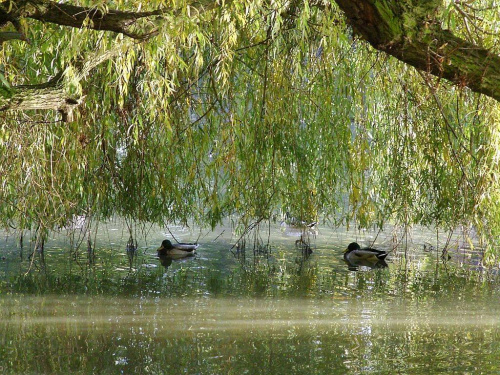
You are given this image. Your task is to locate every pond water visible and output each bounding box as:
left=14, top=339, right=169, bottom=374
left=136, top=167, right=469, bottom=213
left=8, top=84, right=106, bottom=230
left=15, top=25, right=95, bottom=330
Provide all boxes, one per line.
left=1, top=220, right=500, bottom=374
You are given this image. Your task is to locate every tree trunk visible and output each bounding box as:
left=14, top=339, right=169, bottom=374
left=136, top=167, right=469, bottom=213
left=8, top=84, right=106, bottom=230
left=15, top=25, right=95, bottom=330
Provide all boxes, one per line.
left=334, top=0, right=500, bottom=101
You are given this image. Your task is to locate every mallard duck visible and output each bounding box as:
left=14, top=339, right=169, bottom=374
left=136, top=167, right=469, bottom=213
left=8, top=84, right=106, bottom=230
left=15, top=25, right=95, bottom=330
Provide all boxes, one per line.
left=157, top=239, right=198, bottom=257
left=344, top=242, right=388, bottom=266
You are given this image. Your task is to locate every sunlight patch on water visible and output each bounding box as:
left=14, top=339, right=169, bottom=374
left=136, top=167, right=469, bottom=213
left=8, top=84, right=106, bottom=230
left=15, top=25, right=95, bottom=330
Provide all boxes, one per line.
left=2, top=296, right=500, bottom=333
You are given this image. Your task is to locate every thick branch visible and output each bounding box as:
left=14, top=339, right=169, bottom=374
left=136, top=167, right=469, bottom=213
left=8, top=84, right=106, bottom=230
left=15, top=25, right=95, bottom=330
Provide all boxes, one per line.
left=0, top=44, right=128, bottom=121
left=334, top=0, right=500, bottom=101
left=6, top=0, right=164, bottom=39
left=4, top=0, right=219, bottom=40
left=1, top=84, right=82, bottom=121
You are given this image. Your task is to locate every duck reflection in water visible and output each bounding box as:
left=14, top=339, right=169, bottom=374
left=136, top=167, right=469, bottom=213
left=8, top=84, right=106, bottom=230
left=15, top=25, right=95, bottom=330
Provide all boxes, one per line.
left=158, top=254, right=196, bottom=269
left=343, top=242, right=388, bottom=271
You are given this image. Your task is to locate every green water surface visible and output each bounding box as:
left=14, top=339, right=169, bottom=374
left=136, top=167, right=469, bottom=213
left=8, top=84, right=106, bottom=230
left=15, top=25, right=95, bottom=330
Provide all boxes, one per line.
left=1, top=222, right=499, bottom=374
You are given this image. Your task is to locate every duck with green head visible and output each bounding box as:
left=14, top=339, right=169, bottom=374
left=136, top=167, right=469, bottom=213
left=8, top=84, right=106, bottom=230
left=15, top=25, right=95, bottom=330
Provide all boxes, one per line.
left=344, top=242, right=388, bottom=269
left=157, top=239, right=198, bottom=257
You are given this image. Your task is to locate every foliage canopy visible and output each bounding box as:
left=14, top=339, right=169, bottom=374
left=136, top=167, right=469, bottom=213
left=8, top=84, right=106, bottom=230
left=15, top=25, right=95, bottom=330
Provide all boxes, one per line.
left=2, top=0, right=500, bottom=251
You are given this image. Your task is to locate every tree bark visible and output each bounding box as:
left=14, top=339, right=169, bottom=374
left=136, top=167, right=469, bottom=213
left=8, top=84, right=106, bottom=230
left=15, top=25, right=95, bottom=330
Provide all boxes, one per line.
left=0, top=45, right=127, bottom=121
left=334, top=0, right=500, bottom=101
left=3, top=0, right=164, bottom=39
left=3, top=0, right=219, bottom=40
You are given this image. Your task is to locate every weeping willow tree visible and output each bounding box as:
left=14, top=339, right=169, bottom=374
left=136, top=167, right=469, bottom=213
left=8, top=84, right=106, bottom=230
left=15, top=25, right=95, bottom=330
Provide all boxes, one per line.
left=1, top=0, right=500, bottom=252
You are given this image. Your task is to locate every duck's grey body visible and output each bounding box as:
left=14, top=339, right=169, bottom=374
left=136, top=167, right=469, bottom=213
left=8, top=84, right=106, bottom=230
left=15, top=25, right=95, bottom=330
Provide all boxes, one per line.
left=343, top=242, right=388, bottom=269
left=157, top=240, right=198, bottom=257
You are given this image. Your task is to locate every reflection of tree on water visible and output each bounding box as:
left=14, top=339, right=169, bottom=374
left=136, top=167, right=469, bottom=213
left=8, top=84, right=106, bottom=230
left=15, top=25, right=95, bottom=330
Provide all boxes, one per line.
left=126, top=236, right=137, bottom=269
left=295, top=236, right=313, bottom=256
left=294, top=235, right=314, bottom=276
